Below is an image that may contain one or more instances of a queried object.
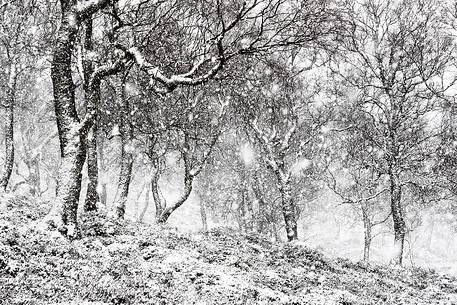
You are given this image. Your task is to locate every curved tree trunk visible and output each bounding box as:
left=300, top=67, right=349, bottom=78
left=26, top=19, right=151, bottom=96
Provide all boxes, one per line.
left=157, top=175, right=193, bottom=223
left=151, top=165, right=164, bottom=220
left=153, top=132, right=201, bottom=224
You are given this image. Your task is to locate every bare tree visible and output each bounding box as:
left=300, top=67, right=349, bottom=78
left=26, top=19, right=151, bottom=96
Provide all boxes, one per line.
left=45, top=0, right=342, bottom=237
left=0, top=1, right=42, bottom=192
left=237, top=56, right=327, bottom=241
left=338, top=0, right=455, bottom=264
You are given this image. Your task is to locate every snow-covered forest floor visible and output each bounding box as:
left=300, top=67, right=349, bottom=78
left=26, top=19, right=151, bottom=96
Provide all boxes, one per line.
left=1, top=195, right=456, bottom=305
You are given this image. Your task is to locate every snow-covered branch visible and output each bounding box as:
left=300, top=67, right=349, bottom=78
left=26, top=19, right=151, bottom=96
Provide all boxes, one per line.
left=127, top=45, right=225, bottom=94
left=76, top=0, right=110, bottom=18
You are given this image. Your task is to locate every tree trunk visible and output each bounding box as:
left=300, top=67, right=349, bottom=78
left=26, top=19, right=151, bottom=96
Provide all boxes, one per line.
left=46, top=129, right=87, bottom=238
left=84, top=125, right=99, bottom=211
left=251, top=172, right=266, bottom=234
left=246, top=189, right=254, bottom=232
left=98, top=136, right=107, bottom=206
left=83, top=18, right=99, bottom=212
left=157, top=175, right=193, bottom=223
left=361, top=203, right=372, bottom=263
left=0, top=66, right=16, bottom=192
left=238, top=188, right=247, bottom=232
left=277, top=171, right=297, bottom=241
left=139, top=184, right=150, bottom=222
left=26, top=157, right=41, bottom=196
left=111, top=133, right=133, bottom=219
left=45, top=2, right=88, bottom=238
left=389, top=171, right=405, bottom=265
left=150, top=165, right=163, bottom=220
left=110, top=80, right=134, bottom=219
left=200, top=198, right=208, bottom=232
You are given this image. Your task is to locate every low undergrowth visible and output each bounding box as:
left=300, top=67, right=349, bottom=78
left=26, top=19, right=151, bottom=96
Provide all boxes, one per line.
left=0, top=195, right=456, bottom=304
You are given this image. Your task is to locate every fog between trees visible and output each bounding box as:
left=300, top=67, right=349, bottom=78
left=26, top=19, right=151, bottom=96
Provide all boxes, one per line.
left=1, top=0, right=457, bottom=271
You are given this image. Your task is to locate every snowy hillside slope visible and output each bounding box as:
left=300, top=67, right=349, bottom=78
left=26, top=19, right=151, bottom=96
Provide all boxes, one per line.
left=0, top=195, right=456, bottom=305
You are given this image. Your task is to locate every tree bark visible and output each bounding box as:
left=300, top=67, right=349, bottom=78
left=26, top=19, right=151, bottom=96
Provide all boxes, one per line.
left=389, top=170, right=405, bottom=265
left=361, top=203, right=372, bottom=263
left=45, top=0, right=111, bottom=237
left=98, top=136, right=107, bottom=206
left=139, top=184, right=150, bottom=222
left=110, top=82, right=134, bottom=219
left=238, top=187, right=247, bottom=232
left=26, top=157, right=40, bottom=196
left=157, top=175, right=193, bottom=223
left=275, top=164, right=297, bottom=241
left=47, top=128, right=87, bottom=238
left=45, top=2, right=87, bottom=238
left=251, top=171, right=267, bottom=234
left=151, top=165, right=164, bottom=220
left=83, top=17, right=99, bottom=212
left=111, top=132, right=134, bottom=219
left=132, top=180, right=147, bottom=220
left=153, top=133, right=199, bottom=223
left=0, top=66, right=16, bottom=192
left=84, top=125, right=99, bottom=211
left=279, top=180, right=298, bottom=241
left=200, top=198, right=208, bottom=232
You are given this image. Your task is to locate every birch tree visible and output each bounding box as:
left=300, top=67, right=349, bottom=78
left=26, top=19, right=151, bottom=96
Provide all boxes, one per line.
left=45, top=0, right=127, bottom=237
left=0, top=1, right=44, bottom=192
left=338, top=0, right=455, bottom=264
left=237, top=57, right=327, bottom=241
left=45, top=0, right=342, bottom=237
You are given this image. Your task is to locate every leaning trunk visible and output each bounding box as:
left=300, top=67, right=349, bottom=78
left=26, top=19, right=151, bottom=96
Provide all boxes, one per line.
left=157, top=175, right=193, bottom=223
